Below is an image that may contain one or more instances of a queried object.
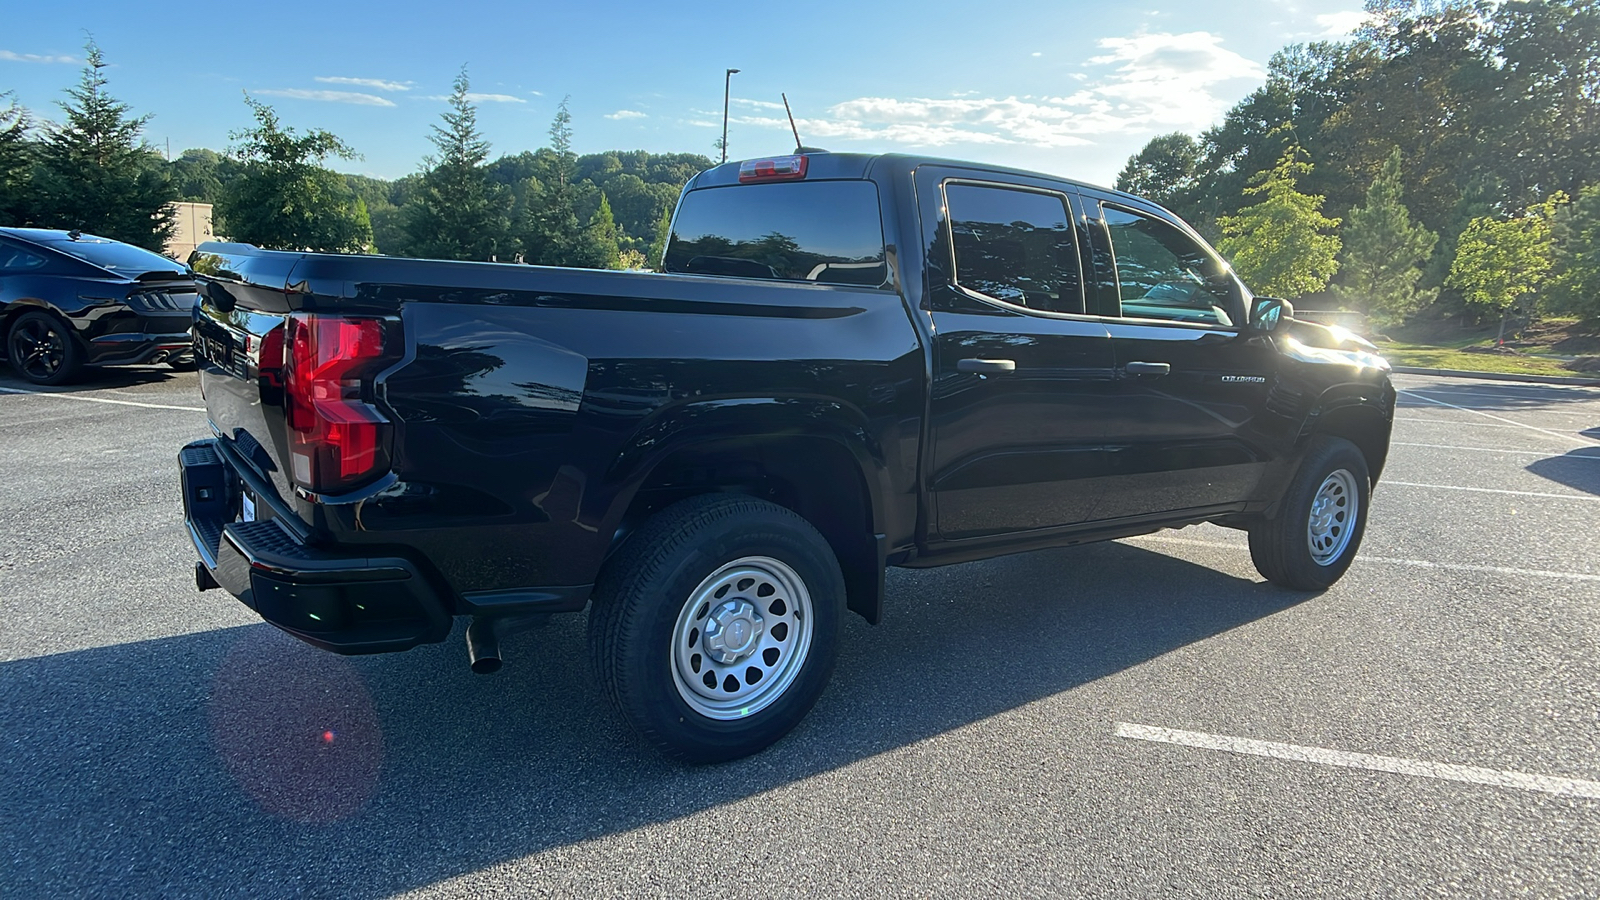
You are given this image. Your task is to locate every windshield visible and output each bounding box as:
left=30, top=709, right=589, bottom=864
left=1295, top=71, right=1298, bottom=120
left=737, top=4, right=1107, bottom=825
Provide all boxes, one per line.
left=39, top=235, right=186, bottom=275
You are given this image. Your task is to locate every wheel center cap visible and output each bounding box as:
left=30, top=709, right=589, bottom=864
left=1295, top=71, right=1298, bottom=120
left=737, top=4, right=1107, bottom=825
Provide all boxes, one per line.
left=702, top=599, right=765, bottom=664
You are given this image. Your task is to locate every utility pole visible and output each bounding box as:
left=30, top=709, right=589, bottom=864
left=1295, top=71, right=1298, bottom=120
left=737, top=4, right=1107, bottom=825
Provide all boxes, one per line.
left=722, top=68, right=740, bottom=164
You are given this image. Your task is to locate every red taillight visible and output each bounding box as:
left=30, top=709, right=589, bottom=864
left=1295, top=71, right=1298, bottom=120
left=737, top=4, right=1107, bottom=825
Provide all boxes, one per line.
left=738, top=155, right=809, bottom=183
left=283, top=314, right=395, bottom=494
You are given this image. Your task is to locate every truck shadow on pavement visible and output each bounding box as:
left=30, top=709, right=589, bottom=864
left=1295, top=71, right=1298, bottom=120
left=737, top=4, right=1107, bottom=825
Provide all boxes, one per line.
left=1526, top=448, right=1600, bottom=496
left=1, top=541, right=1305, bottom=897
left=0, top=364, right=188, bottom=394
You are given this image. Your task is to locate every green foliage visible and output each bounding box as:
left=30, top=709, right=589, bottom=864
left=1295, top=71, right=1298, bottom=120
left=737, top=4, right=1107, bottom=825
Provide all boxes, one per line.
left=585, top=193, right=622, bottom=269
left=1333, top=148, right=1438, bottom=323
left=168, top=148, right=231, bottom=203
left=1544, top=183, right=1600, bottom=321
left=647, top=204, right=673, bottom=269
left=397, top=67, right=515, bottom=261
left=1217, top=145, right=1343, bottom=299
left=1446, top=210, right=1555, bottom=319
left=30, top=40, right=176, bottom=251
left=0, top=92, right=32, bottom=225
left=217, top=97, right=371, bottom=252
left=1116, top=133, right=1201, bottom=212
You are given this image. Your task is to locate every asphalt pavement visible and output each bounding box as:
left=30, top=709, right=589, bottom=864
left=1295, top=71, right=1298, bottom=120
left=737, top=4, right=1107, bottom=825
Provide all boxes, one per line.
left=2, top=367, right=1597, bottom=898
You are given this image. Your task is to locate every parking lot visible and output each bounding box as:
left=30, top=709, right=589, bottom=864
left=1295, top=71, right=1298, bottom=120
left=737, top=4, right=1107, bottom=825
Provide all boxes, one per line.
left=2, top=367, right=1597, bottom=897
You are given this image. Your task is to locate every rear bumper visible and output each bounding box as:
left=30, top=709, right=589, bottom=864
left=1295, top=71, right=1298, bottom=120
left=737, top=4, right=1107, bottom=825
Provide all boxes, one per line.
left=86, top=329, right=192, bottom=366
left=179, top=439, right=452, bottom=654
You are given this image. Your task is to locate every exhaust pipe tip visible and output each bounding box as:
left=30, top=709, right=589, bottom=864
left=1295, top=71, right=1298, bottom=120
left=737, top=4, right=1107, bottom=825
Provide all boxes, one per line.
left=466, top=617, right=502, bottom=675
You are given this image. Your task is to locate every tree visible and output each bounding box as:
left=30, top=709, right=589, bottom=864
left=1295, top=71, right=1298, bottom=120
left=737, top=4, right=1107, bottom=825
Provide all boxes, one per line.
left=584, top=193, right=622, bottom=269
left=216, top=97, right=371, bottom=252
left=1543, top=184, right=1600, bottom=321
left=1217, top=144, right=1343, bottom=298
left=647, top=204, right=673, bottom=268
left=1446, top=206, right=1556, bottom=336
left=168, top=148, right=229, bottom=204
left=0, top=92, right=32, bottom=225
left=521, top=98, right=589, bottom=266
left=30, top=40, right=176, bottom=250
left=1333, top=147, right=1438, bottom=324
left=1116, top=133, right=1201, bottom=211
left=398, top=67, right=514, bottom=261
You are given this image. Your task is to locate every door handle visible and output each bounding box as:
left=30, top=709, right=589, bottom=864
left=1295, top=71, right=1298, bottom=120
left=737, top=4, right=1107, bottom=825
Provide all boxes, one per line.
left=1124, top=361, right=1171, bottom=377
left=957, top=358, right=1017, bottom=374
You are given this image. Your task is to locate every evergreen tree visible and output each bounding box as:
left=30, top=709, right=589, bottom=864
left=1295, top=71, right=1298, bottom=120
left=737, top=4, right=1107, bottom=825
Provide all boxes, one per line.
left=30, top=40, right=176, bottom=250
left=1333, top=147, right=1438, bottom=324
left=583, top=193, right=622, bottom=269
left=0, top=92, right=32, bottom=225
left=522, top=98, right=588, bottom=266
left=398, top=66, right=514, bottom=261
left=1217, top=144, right=1343, bottom=298
left=217, top=97, right=371, bottom=252
left=647, top=204, right=673, bottom=269
left=1547, top=183, right=1600, bottom=322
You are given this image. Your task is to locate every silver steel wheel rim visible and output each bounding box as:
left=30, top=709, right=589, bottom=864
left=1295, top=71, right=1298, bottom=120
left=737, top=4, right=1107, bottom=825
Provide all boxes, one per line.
left=1306, top=468, right=1359, bottom=566
left=670, top=556, right=814, bottom=721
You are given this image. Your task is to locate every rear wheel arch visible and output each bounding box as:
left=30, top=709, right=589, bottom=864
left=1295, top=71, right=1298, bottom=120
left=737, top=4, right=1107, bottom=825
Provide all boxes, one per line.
left=606, top=432, right=888, bottom=625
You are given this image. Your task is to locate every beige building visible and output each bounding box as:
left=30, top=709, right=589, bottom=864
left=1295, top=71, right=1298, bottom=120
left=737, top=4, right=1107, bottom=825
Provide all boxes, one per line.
left=165, top=202, right=216, bottom=262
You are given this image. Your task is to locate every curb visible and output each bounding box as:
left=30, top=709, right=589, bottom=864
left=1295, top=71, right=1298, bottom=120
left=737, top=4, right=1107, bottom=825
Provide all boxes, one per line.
left=1391, top=366, right=1600, bottom=387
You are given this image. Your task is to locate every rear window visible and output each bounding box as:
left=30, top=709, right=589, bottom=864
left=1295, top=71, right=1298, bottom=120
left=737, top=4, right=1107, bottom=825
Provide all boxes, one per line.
left=664, top=181, right=887, bottom=286
left=38, top=235, right=185, bottom=274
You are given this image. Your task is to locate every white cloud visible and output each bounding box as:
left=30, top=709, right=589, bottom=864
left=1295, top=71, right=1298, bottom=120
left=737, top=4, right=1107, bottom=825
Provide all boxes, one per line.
left=0, top=50, right=77, bottom=64
left=1315, top=10, right=1371, bottom=36
left=256, top=89, right=396, bottom=107
left=315, top=76, right=413, bottom=92
left=605, top=109, right=647, bottom=120
left=730, top=98, right=786, bottom=111
left=727, top=30, right=1262, bottom=151
left=464, top=92, right=525, bottom=103
left=1032, top=52, right=1043, bottom=57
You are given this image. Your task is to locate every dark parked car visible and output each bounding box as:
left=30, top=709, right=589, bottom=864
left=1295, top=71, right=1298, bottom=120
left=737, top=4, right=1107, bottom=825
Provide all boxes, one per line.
left=0, top=227, right=197, bottom=385
left=180, top=152, right=1394, bottom=762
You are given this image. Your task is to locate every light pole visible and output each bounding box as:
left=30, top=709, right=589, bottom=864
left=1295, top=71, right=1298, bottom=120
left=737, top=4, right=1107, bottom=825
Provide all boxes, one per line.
left=722, top=68, right=740, bottom=164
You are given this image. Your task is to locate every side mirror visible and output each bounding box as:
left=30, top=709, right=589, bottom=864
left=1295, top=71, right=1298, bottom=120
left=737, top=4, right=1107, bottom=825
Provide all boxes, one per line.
left=1248, top=297, right=1292, bottom=333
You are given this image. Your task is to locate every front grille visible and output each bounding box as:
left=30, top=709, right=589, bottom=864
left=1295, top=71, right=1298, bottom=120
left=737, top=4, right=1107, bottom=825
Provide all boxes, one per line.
left=127, top=287, right=198, bottom=314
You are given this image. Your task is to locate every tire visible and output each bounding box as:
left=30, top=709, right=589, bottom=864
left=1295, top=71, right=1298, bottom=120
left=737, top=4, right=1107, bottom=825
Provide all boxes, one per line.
left=7, top=310, right=83, bottom=386
left=587, top=494, right=845, bottom=763
left=1249, top=435, right=1371, bottom=591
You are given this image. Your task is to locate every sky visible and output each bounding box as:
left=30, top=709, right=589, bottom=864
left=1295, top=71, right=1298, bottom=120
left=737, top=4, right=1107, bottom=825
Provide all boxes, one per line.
left=2, top=0, right=1372, bottom=189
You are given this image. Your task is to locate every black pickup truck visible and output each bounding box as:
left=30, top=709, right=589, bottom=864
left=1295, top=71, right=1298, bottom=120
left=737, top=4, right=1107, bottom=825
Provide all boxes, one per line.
left=180, top=152, right=1394, bottom=762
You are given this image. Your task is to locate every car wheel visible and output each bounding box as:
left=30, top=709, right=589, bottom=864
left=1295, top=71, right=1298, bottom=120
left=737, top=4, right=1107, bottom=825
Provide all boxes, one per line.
left=1248, top=435, right=1371, bottom=591
left=7, top=310, right=83, bottom=386
left=587, top=494, right=844, bottom=763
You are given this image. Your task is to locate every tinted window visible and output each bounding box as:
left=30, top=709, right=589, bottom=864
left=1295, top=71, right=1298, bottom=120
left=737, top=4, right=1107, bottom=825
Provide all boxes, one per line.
left=946, top=183, right=1082, bottom=314
left=0, top=243, right=48, bottom=272
left=36, top=235, right=184, bottom=274
left=664, top=181, right=886, bottom=286
left=1102, top=205, right=1239, bottom=326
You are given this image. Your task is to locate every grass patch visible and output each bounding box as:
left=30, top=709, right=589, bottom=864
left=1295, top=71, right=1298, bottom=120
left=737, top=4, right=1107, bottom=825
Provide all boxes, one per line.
left=1375, top=341, right=1580, bottom=377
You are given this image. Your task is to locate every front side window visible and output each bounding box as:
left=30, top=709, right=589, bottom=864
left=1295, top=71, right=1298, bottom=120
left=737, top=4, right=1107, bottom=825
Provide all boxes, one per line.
left=1102, top=205, right=1240, bottom=326
left=946, top=183, right=1083, bottom=314
left=663, top=181, right=887, bottom=286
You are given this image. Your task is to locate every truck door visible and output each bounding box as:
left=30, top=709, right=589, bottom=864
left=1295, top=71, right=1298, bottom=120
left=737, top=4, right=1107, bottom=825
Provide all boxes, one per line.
left=915, top=168, right=1118, bottom=541
left=1078, top=192, right=1278, bottom=520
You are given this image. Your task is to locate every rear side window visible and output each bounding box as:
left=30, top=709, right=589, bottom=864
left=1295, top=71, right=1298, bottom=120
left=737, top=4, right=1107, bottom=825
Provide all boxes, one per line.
left=0, top=243, right=48, bottom=272
left=946, top=183, right=1083, bottom=314
left=664, top=181, right=887, bottom=286
left=37, top=235, right=184, bottom=275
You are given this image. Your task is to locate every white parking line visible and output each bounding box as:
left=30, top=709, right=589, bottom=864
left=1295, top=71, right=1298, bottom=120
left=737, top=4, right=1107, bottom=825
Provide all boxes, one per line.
left=1131, top=535, right=1600, bottom=583
left=0, top=386, right=205, bottom=412
left=1399, top=389, right=1600, bottom=446
left=1392, top=442, right=1600, bottom=460
left=1384, top=480, right=1600, bottom=502
left=1398, top=417, right=1554, bottom=431
left=1115, top=723, right=1600, bottom=800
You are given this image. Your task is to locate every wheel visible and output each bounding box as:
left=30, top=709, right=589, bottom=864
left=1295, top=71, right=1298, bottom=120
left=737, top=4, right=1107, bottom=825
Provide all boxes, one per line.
left=7, top=310, right=83, bottom=386
left=588, top=494, right=845, bottom=763
left=1249, top=435, right=1371, bottom=591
